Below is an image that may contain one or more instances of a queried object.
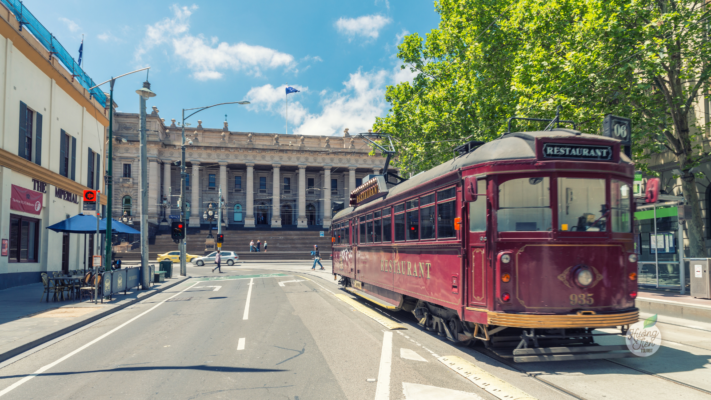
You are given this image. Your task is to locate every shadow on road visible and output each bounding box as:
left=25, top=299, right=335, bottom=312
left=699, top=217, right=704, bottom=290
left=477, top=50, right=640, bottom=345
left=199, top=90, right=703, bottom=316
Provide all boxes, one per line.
left=0, top=365, right=287, bottom=379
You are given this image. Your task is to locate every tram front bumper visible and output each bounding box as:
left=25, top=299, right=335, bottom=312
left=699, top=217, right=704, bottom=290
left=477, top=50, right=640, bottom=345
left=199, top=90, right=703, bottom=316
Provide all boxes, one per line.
left=487, top=309, right=639, bottom=329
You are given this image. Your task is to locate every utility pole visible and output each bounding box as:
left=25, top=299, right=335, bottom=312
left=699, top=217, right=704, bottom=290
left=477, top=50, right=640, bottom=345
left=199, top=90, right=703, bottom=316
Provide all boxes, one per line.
left=180, top=109, right=187, bottom=277
left=136, top=81, right=156, bottom=289
left=218, top=186, right=223, bottom=237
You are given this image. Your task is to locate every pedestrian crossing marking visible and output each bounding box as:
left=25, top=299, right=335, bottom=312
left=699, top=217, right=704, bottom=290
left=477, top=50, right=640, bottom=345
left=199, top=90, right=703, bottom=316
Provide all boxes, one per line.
left=334, top=294, right=406, bottom=330
left=194, top=273, right=288, bottom=281
left=439, top=355, right=536, bottom=400
left=400, top=348, right=427, bottom=362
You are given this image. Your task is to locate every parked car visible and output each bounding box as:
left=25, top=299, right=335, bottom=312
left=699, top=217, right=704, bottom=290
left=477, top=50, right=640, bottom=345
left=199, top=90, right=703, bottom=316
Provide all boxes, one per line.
left=193, top=251, right=239, bottom=266
left=157, top=251, right=199, bottom=263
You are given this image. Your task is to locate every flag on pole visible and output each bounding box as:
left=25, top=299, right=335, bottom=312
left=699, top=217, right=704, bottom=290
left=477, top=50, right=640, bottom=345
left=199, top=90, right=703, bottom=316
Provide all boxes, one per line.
left=285, top=86, right=300, bottom=94
left=78, top=38, right=83, bottom=67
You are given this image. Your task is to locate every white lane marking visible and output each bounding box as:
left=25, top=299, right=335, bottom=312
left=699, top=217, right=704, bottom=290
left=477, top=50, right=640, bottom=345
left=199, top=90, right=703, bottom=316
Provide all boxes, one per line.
left=196, top=285, right=222, bottom=292
left=237, top=338, right=246, bottom=351
left=0, top=280, right=200, bottom=398
left=374, top=331, right=393, bottom=400
left=403, top=382, right=484, bottom=400
left=243, top=278, right=254, bottom=320
left=439, top=355, right=537, bottom=400
left=400, top=348, right=427, bottom=362
left=277, top=279, right=304, bottom=287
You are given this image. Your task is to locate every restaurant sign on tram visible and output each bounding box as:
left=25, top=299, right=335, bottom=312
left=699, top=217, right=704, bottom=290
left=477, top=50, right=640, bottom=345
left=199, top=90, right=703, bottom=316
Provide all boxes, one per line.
left=541, top=143, right=614, bottom=161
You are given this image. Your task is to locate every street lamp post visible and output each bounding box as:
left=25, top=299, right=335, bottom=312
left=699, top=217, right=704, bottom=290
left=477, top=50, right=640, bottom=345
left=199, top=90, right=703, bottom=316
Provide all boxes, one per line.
left=204, top=204, right=215, bottom=238
left=178, top=101, right=250, bottom=277
left=89, top=67, right=150, bottom=275
left=136, top=81, right=157, bottom=290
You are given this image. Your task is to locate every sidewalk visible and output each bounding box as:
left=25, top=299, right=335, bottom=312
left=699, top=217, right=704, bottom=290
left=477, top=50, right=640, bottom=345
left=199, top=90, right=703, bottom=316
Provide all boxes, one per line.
left=637, top=288, right=711, bottom=324
left=0, top=275, right=188, bottom=363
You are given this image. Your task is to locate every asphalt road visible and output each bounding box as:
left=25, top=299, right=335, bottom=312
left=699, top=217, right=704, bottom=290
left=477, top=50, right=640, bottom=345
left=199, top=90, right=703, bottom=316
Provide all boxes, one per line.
left=1, top=262, right=710, bottom=400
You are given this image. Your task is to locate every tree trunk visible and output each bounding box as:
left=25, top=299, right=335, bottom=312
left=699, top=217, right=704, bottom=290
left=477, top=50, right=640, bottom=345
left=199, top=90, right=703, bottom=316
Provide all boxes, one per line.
left=680, top=172, right=708, bottom=257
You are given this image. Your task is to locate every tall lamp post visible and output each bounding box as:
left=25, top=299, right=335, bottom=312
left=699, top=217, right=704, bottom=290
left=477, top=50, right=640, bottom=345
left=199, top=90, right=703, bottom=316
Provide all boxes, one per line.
left=136, top=81, right=157, bottom=290
left=89, top=67, right=150, bottom=274
left=204, top=204, right=215, bottom=239
left=178, top=101, right=250, bottom=277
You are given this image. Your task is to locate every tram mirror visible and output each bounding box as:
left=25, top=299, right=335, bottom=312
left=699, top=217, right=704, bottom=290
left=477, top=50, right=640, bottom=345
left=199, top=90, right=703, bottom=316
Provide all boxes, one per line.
left=529, top=177, right=544, bottom=185
left=465, top=179, right=477, bottom=202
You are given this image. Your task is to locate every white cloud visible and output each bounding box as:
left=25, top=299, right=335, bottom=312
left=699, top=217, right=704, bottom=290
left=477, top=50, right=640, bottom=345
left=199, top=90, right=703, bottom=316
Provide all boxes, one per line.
left=335, top=15, right=391, bottom=41
left=294, top=69, right=389, bottom=136
left=97, top=32, right=120, bottom=42
left=375, top=0, right=391, bottom=10
left=135, top=5, right=295, bottom=80
left=392, top=64, right=417, bottom=85
left=246, top=84, right=309, bottom=125
left=59, top=17, right=80, bottom=33
left=396, top=29, right=410, bottom=44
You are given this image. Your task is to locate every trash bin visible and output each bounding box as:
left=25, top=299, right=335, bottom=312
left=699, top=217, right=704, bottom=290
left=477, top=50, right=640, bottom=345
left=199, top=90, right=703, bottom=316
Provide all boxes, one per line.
left=159, top=260, right=173, bottom=279
left=689, top=258, right=711, bottom=299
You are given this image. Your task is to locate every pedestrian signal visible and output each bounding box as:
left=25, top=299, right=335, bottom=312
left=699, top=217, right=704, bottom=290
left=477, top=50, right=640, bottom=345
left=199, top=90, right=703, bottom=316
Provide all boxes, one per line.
left=645, top=178, right=660, bottom=204
left=171, top=221, right=185, bottom=240
left=217, top=234, right=224, bottom=243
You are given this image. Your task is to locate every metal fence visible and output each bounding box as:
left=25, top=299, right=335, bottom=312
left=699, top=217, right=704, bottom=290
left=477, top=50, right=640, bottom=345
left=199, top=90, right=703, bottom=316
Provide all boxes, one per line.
left=0, top=0, right=107, bottom=106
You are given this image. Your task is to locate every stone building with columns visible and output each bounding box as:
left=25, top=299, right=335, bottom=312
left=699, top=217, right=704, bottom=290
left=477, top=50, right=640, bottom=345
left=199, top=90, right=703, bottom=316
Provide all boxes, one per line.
left=110, top=108, right=389, bottom=230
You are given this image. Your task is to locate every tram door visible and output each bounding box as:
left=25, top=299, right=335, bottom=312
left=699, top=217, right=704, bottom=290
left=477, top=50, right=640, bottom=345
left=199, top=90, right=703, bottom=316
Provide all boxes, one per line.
left=466, top=178, right=488, bottom=307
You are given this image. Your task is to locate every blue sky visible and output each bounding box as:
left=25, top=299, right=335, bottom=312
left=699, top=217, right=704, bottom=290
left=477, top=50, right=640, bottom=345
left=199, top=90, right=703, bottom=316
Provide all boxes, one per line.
left=23, top=0, right=440, bottom=136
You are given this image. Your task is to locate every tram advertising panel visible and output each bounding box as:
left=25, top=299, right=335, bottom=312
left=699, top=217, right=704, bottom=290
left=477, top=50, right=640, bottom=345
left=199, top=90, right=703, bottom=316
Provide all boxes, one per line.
left=466, top=177, right=488, bottom=308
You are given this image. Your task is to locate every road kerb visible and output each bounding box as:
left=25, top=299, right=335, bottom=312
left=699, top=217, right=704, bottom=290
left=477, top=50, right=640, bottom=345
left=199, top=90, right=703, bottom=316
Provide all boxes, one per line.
left=439, top=355, right=536, bottom=400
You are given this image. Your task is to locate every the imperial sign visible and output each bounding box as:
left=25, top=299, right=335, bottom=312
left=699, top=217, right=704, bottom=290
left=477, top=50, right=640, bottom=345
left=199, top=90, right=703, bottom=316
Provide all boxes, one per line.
left=541, top=143, right=613, bottom=161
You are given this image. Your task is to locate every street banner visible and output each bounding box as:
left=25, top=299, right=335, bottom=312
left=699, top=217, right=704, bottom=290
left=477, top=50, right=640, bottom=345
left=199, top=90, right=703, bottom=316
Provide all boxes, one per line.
left=11, top=184, right=43, bottom=215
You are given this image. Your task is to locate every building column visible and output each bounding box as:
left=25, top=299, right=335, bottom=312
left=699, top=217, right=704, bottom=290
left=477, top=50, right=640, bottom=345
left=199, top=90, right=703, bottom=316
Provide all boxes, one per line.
left=219, top=161, right=228, bottom=227
left=148, top=158, right=160, bottom=223
left=323, top=165, right=332, bottom=229
left=244, top=162, right=255, bottom=228
left=162, top=161, right=171, bottom=205
left=297, top=164, right=307, bottom=228
left=349, top=166, right=357, bottom=196
left=189, top=162, right=201, bottom=226
left=271, top=163, right=282, bottom=228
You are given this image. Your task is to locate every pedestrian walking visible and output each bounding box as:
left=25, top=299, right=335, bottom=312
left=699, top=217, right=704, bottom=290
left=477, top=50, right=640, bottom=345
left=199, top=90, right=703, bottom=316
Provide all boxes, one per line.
left=311, top=245, right=324, bottom=270
left=257, top=240, right=261, bottom=252
left=264, top=240, right=268, bottom=253
left=212, top=250, right=222, bottom=273
left=250, top=240, right=254, bottom=252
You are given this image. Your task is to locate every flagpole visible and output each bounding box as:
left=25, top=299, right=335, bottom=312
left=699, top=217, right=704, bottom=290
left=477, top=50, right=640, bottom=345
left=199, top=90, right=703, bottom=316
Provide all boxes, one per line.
left=285, top=83, right=288, bottom=135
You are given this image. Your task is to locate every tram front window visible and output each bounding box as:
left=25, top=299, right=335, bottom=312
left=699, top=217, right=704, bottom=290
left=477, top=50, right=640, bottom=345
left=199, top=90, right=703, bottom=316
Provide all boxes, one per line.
left=611, top=179, right=632, bottom=232
left=558, top=178, right=606, bottom=232
left=497, top=177, right=552, bottom=231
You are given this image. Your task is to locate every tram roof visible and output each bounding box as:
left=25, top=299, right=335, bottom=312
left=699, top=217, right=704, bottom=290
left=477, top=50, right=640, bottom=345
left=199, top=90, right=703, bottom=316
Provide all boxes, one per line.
left=333, top=129, right=629, bottom=221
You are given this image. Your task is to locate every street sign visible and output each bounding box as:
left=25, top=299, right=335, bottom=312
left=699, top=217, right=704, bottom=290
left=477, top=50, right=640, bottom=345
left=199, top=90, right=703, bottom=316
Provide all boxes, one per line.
left=169, top=215, right=180, bottom=220
left=83, top=189, right=98, bottom=215
left=92, top=255, right=102, bottom=267
left=83, top=190, right=97, bottom=202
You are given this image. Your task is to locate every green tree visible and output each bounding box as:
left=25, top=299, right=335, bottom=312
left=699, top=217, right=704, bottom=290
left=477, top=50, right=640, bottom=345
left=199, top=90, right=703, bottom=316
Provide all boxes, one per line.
left=377, top=0, right=711, bottom=256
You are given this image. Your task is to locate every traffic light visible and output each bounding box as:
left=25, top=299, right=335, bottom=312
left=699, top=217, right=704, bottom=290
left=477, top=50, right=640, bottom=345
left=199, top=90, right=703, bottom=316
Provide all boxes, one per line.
left=217, top=234, right=224, bottom=244
left=171, top=221, right=185, bottom=240
left=645, top=177, right=660, bottom=204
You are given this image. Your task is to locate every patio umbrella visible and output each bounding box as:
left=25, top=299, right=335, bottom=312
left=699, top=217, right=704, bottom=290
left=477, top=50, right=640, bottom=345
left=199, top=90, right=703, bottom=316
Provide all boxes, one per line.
left=103, top=218, right=140, bottom=235
left=47, top=214, right=140, bottom=235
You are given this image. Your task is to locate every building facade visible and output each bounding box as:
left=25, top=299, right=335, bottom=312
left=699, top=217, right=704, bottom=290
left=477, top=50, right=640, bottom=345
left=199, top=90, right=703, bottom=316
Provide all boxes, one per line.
left=0, top=3, right=108, bottom=289
left=111, top=112, right=389, bottom=230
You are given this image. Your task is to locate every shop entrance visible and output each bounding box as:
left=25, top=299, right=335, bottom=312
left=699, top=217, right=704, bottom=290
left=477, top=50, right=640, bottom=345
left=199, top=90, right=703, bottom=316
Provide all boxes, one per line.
left=61, top=233, right=70, bottom=274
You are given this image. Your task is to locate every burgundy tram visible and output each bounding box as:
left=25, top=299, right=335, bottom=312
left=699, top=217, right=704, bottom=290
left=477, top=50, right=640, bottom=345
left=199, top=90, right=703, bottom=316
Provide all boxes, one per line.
left=330, top=128, right=639, bottom=362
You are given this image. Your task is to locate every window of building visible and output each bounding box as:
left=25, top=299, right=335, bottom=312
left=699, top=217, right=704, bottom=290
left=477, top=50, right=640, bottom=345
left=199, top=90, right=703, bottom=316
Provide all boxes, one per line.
left=331, top=178, right=338, bottom=194
left=59, top=130, right=75, bottom=180
left=284, top=177, right=291, bottom=191
left=123, top=163, right=132, bottom=178
left=185, top=174, right=190, bottom=188
left=356, top=178, right=362, bottom=187
left=235, top=176, right=242, bottom=189
left=122, top=196, right=132, bottom=216
left=209, top=174, right=216, bottom=188
left=9, top=214, right=39, bottom=263
left=308, top=178, right=315, bottom=189
left=87, top=149, right=95, bottom=189
left=260, top=177, right=267, bottom=190
left=18, top=102, right=42, bottom=166
left=437, top=187, right=457, bottom=239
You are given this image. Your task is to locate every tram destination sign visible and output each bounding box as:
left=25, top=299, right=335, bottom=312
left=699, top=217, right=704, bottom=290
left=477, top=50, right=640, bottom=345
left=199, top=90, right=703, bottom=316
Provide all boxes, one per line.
left=541, top=143, right=613, bottom=161
left=350, top=175, right=389, bottom=206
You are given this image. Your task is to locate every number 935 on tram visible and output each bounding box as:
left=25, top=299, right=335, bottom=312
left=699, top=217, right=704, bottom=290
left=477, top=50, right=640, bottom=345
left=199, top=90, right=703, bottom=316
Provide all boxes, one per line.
left=330, top=126, right=639, bottom=362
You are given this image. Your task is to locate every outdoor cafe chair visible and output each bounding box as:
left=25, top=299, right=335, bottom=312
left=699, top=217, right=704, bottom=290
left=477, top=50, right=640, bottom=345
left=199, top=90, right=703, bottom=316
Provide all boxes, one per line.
left=40, top=273, right=60, bottom=302
left=79, top=273, right=101, bottom=302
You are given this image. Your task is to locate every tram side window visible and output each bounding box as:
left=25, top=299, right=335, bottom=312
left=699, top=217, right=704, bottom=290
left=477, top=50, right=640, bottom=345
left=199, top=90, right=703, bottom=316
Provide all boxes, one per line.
left=345, top=222, right=350, bottom=244
left=469, top=180, right=487, bottom=232
left=557, top=178, right=606, bottom=232
left=374, top=218, right=382, bottom=242
left=611, top=180, right=632, bottom=233
left=497, top=177, right=552, bottom=232
left=383, top=215, right=392, bottom=242
left=359, top=221, right=366, bottom=244
left=366, top=220, right=373, bottom=244
left=407, top=209, right=419, bottom=240
left=420, top=204, right=435, bottom=239
left=395, top=213, right=406, bottom=241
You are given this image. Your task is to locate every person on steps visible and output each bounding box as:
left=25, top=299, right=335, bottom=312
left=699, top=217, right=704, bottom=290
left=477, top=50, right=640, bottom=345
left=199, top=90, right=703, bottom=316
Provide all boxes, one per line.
left=264, top=240, right=268, bottom=253
left=250, top=240, right=254, bottom=252
left=256, top=240, right=261, bottom=252
left=311, top=245, right=324, bottom=270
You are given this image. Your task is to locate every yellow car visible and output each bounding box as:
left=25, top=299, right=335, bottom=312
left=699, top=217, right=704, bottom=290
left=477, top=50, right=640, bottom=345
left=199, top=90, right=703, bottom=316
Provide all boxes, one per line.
left=157, top=251, right=198, bottom=263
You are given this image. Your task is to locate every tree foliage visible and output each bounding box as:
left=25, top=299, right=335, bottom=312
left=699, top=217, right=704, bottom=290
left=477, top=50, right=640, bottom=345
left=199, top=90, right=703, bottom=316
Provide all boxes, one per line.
left=375, top=0, right=711, bottom=255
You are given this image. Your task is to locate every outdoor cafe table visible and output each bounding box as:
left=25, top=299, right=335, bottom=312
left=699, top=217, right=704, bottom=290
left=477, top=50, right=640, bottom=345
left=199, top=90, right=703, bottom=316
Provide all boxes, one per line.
left=45, top=275, right=84, bottom=302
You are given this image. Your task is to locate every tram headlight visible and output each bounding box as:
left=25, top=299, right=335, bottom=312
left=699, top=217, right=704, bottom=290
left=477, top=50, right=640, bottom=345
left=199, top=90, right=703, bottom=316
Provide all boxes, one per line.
left=628, top=254, right=638, bottom=263
left=576, top=268, right=594, bottom=287
left=501, top=254, right=511, bottom=264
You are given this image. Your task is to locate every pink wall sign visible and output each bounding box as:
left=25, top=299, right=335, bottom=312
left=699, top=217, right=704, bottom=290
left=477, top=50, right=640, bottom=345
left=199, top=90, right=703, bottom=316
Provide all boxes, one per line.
left=10, top=184, right=43, bottom=215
